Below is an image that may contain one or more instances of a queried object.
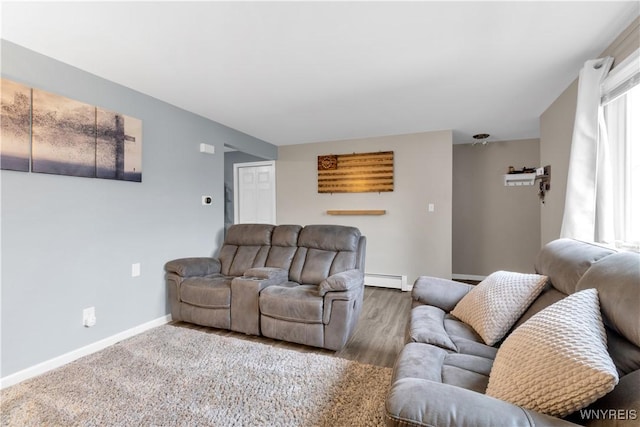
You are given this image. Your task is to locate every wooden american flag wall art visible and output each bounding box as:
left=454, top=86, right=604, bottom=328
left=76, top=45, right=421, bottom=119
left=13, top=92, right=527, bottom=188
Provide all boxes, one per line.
left=317, top=151, right=394, bottom=193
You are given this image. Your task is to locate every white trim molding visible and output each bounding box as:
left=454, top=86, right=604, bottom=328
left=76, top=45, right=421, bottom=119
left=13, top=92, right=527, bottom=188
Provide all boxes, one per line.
left=0, top=315, right=171, bottom=389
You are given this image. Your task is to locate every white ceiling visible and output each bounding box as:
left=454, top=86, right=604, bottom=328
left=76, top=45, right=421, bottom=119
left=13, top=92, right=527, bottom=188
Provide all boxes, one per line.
left=2, top=1, right=638, bottom=146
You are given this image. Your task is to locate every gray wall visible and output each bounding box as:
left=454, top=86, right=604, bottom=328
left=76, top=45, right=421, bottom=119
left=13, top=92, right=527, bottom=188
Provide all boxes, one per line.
left=0, top=40, right=277, bottom=377
left=276, top=131, right=453, bottom=285
left=452, top=139, right=541, bottom=276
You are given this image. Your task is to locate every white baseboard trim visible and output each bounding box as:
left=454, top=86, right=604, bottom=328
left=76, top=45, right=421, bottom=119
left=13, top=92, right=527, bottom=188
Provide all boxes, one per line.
left=365, top=273, right=409, bottom=291
left=452, top=274, right=486, bottom=282
left=0, top=314, right=171, bottom=389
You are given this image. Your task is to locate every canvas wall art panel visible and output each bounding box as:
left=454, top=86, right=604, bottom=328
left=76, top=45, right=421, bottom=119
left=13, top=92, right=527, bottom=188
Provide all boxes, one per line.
left=31, top=88, right=96, bottom=178
left=1, top=78, right=31, bottom=172
left=97, top=108, right=142, bottom=182
left=2, top=79, right=142, bottom=182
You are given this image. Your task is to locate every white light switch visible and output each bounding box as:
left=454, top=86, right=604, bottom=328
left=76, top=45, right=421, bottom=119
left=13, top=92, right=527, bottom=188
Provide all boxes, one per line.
left=428, top=203, right=435, bottom=212
left=132, top=263, right=141, bottom=277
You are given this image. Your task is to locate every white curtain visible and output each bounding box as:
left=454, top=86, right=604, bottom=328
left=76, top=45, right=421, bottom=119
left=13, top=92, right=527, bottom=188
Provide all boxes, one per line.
left=602, top=48, right=640, bottom=250
left=560, top=57, right=613, bottom=242
left=604, top=95, right=629, bottom=244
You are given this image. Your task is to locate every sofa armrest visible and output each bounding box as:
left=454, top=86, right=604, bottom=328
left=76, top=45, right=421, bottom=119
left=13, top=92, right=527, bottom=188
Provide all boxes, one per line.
left=318, top=269, right=364, bottom=297
left=164, top=257, right=221, bottom=277
left=412, top=276, right=474, bottom=312
left=386, top=378, right=580, bottom=427
left=243, top=267, right=289, bottom=282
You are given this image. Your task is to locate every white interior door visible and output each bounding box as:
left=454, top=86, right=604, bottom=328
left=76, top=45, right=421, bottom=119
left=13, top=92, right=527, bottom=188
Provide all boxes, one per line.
left=234, top=160, right=276, bottom=224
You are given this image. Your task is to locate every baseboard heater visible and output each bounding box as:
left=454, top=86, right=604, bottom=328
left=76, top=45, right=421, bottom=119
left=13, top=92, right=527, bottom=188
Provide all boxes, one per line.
left=365, top=273, right=409, bottom=291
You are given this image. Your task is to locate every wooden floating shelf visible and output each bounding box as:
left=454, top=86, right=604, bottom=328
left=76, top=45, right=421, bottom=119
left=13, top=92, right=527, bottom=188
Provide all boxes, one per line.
left=326, top=210, right=387, bottom=216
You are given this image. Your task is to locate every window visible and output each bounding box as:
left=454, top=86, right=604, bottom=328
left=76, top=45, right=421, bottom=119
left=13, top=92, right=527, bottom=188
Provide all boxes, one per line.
left=601, top=49, right=640, bottom=251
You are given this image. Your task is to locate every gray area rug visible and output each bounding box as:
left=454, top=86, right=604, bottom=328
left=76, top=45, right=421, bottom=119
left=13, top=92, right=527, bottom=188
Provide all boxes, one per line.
left=1, top=324, right=391, bottom=426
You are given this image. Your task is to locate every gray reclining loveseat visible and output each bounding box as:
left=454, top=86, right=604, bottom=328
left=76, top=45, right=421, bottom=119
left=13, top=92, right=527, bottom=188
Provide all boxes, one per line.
left=386, top=238, right=639, bottom=426
left=165, top=223, right=366, bottom=350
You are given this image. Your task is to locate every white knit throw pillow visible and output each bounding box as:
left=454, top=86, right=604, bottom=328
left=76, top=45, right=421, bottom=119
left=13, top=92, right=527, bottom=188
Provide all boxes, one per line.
left=451, top=271, right=547, bottom=345
left=486, top=288, right=619, bottom=417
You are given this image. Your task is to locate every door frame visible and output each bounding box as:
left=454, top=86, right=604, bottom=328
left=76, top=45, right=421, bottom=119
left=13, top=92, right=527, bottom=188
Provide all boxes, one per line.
left=233, top=160, right=276, bottom=224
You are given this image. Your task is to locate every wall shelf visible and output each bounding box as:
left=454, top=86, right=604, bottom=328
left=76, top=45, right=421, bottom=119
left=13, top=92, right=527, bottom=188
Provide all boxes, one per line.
left=504, top=173, right=536, bottom=186
left=326, top=210, right=387, bottom=216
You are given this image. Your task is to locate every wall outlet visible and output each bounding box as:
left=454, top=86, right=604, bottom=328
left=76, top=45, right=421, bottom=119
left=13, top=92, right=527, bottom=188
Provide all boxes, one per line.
left=428, top=203, right=435, bottom=212
left=83, top=307, right=96, bottom=327
left=132, top=263, right=141, bottom=277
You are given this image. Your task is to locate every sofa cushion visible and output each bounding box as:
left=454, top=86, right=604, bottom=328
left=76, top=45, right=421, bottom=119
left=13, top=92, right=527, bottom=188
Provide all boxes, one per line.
left=265, top=225, right=302, bottom=270
left=486, top=289, right=619, bottom=417
left=407, top=306, right=457, bottom=351
left=224, top=224, right=274, bottom=246
left=534, top=238, right=614, bottom=295
left=180, top=276, right=232, bottom=308
left=393, top=342, right=493, bottom=395
left=271, top=224, right=302, bottom=246
left=442, top=353, right=494, bottom=394
left=218, top=224, right=274, bottom=276
left=288, top=225, right=361, bottom=284
left=443, top=314, right=484, bottom=343
left=576, top=251, right=640, bottom=378
left=451, top=271, right=548, bottom=346
left=576, top=251, right=640, bottom=348
left=412, top=276, right=474, bottom=311
left=259, top=284, right=324, bottom=323
left=297, top=224, right=361, bottom=252
left=392, top=342, right=448, bottom=383
left=408, top=307, right=498, bottom=360
left=299, top=248, right=337, bottom=284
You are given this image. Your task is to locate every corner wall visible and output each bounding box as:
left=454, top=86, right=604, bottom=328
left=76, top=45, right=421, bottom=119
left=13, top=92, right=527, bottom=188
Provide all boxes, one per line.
left=276, top=131, right=453, bottom=286
left=0, top=40, right=276, bottom=378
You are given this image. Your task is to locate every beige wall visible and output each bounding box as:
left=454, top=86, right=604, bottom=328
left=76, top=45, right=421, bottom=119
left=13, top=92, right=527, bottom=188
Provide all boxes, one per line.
left=276, top=131, right=452, bottom=285
left=540, top=17, right=639, bottom=245
left=453, top=139, right=541, bottom=276
left=540, top=81, right=578, bottom=245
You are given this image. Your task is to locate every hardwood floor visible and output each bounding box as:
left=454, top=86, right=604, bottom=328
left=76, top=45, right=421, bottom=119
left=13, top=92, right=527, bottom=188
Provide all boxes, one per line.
left=336, top=286, right=412, bottom=367
left=171, top=286, right=412, bottom=368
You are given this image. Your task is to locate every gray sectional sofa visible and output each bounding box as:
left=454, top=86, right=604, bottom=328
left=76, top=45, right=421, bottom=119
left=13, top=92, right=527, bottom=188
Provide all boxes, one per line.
left=386, top=238, right=640, bottom=427
left=165, top=223, right=366, bottom=350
